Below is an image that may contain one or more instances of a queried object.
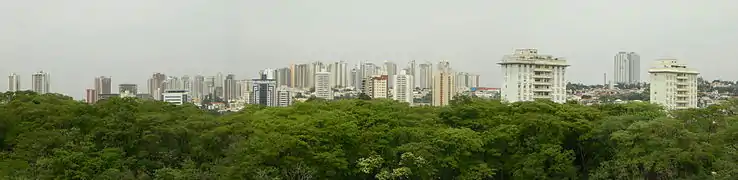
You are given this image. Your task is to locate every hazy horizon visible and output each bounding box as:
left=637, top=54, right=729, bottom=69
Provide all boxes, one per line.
left=1, top=0, right=737, bottom=99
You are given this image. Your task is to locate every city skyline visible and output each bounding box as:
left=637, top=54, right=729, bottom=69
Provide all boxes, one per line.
left=1, top=1, right=736, bottom=99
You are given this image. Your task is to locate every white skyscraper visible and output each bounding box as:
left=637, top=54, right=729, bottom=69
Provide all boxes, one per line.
left=8, top=73, right=20, bottom=92
left=393, top=69, right=413, bottom=105
left=31, top=71, right=50, bottom=94
left=499, top=49, right=569, bottom=103
left=314, top=70, right=333, bottom=100
left=432, top=61, right=455, bottom=106
left=418, top=63, right=433, bottom=89
left=327, top=61, right=349, bottom=88
left=192, top=75, right=205, bottom=102
left=649, top=59, right=699, bottom=110
left=383, top=61, right=398, bottom=88
left=614, top=52, right=641, bottom=85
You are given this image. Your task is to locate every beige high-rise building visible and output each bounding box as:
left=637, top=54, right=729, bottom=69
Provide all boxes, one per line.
left=8, top=73, right=20, bottom=92
left=649, top=59, right=699, bottom=110
left=31, top=71, right=50, bottom=94
left=361, top=75, right=389, bottom=99
left=432, top=60, right=455, bottom=106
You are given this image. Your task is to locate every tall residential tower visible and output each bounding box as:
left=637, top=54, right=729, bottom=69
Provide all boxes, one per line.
left=31, top=71, right=50, bottom=94
left=649, top=59, right=699, bottom=110
left=614, top=52, right=641, bottom=85
left=499, top=49, right=569, bottom=103
left=8, top=73, right=20, bottom=92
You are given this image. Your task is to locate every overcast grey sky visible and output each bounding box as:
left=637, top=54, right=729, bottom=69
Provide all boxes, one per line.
left=1, top=0, right=737, bottom=99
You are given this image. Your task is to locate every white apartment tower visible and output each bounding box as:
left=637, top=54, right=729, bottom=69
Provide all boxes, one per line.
left=432, top=60, right=455, bottom=106
left=276, top=87, right=292, bottom=107
left=393, top=70, right=414, bottom=105
left=418, top=63, right=433, bottom=89
left=499, top=49, right=569, bottom=103
left=614, top=52, right=641, bottom=84
left=648, top=59, right=699, bottom=110
left=314, top=70, right=333, bottom=100
left=8, top=73, right=20, bottom=92
left=327, top=61, right=349, bottom=88
left=31, top=71, right=50, bottom=94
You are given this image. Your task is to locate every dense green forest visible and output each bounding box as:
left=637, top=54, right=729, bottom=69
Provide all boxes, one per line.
left=2, top=91, right=738, bottom=180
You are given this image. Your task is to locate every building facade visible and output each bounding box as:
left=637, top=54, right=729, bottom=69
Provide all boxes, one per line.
left=393, top=70, right=414, bottom=105
left=499, top=49, right=569, bottom=103
left=31, top=71, right=50, bottom=94
left=432, top=60, right=455, bottom=106
left=314, top=71, right=333, bottom=100
left=418, top=63, right=432, bottom=89
left=649, top=59, right=699, bottom=110
left=8, top=73, right=20, bottom=92
left=251, top=73, right=278, bottom=106
left=614, top=52, right=641, bottom=85
left=161, top=90, right=190, bottom=105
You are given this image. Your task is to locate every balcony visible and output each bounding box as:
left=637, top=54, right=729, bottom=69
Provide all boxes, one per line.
left=532, top=88, right=553, bottom=92
left=676, top=94, right=689, bottom=97
left=532, top=81, right=551, bottom=85
left=534, top=68, right=553, bottom=72
left=533, top=95, right=551, bottom=99
left=532, top=75, right=552, bottom=79
left=677, top=76, right=688, bottom=80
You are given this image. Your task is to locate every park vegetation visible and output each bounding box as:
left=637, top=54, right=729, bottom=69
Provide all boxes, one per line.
left=2, top=91, right=738, bottom=179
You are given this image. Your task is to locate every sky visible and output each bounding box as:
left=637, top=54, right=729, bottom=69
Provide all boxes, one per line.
left=1, top=0, right=737, bottom=99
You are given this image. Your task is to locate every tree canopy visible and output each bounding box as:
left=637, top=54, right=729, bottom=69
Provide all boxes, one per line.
left=2, top=91, right=738, bottom=179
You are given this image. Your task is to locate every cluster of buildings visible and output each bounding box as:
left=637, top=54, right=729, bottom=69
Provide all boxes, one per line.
left=5, top=59, right=483, bottom=111
left=4, top=48, right=706, bottom=111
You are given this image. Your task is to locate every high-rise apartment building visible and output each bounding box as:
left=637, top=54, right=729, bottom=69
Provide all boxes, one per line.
left=418, top=63, right=433, bottom=89
left=94, top=76, right=112, bottom=95
left=649, top=59, right=699, bottom=110
left=238, top=79, right=252, bottom=102
left=453, top=72, right=481, bottom=90
left=350, top=66, right=360, bottom=88
left=432, top=61, right=455, bottom=106
left=362, top=75, right=389, bottom=99
left=85, top=89, right=97, bottom=104
left=164, top=76, right=182, bottom=90
left=393, top=69, right=413, bottom=105
left=314, top=70, right=333, bottom=100
left=383, top=61, right=398, bottom=88
left=181, top=75, right=191, bottom=92
left=276, top=87, right=292, bottom=107
left=276, top=67, right=292, bottom=87
left=223, top=74, right=238, bottom=102
left=614, top=52, right=641, bottom=85
left=327, top=61, right=349, bottom=88
left=499, top=49, right=569, bottom=103
left=251, top=73, right=278, bottom=106
left=192, top=75, right=205, bottom=102
left=7, top=73, right=20, bottom=92
left=31, top=71, right=50, bottom=94
left=147, top=73, right=167, bottom=100
left=291, top=63, right=310, bottom=89
left=357, top=62, right=377, bottom=91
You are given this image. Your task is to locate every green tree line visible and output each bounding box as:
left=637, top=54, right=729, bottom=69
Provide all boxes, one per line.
left=2, top=91, right=738, bottom=179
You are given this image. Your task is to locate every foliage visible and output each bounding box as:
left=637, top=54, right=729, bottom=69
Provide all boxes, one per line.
left=2, top=91, right=738, bottom=179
